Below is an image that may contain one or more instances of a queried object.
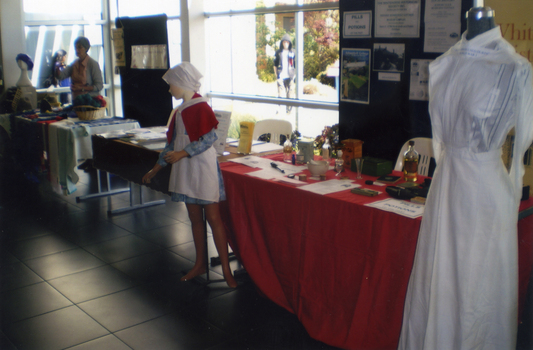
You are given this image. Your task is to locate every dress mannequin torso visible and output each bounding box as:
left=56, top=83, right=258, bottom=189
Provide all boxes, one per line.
left=465, top=6, right=496, bottom=40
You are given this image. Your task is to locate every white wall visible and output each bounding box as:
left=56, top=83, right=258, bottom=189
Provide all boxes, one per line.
left=1, top=0, right=25, bottom=88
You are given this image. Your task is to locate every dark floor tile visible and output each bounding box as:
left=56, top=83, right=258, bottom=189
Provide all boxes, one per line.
left=78, top=286, right=170, bottom=332
left=0, top=250, right=20, bottom=266
left=60, top=220, right=132, bottom=247
left=3, top=306, right=109, bottom=350
left=109, top=210, right=181, bottom=233
left=4, top=234, right=77, bottom=261
left=135, top=221, right=194, bottom=248
left=193, top=285, right=287, bottom=336
left=0, top=282, right=72, bottom=325
left=48, top=265, right=138, bottom=303
left=141, top=274, right=237, bottom=309
left=47, top=209, right=111, bottom=234
left=0, top=330, right=17, bottom=350
left=149, top=200, right=192, bottom=223
left=111, top=250, right=192, bottom=281
left=83, top=235, right=161, bottom=264
left=24, top=248, right=106, bottom=280
left=116, top=311, right=228, bottom=350
left=168, top=239, right=238, bottom=277
left=66, top=334, right=132, bottom=350
left=0, top=261, right=43, bottom=292
left=0, top=219, right=57, bottom=242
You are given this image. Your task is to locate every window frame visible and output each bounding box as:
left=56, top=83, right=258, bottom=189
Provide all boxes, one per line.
left=204, top=1, right=340, bottom=135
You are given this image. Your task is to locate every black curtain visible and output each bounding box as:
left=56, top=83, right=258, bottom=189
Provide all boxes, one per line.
left=116, top=14, right=173, bottom=127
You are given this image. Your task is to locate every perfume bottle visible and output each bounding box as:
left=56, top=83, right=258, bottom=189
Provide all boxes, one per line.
left=283, top=138, right=293, bottom=163
left=403, top=140, right=419, bottom=182
left=322, top=138, right=331, bottom=161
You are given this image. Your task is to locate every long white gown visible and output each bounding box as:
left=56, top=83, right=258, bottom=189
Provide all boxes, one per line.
left=398, top=27, right=533, bottom=350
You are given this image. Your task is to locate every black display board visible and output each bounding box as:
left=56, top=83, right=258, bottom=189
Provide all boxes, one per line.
left=116, top=15, right=172, bottom=127
left=339, top=0, right=472, bottom=161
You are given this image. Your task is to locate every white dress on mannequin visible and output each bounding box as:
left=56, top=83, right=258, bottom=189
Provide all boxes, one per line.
left=398, top=26, right=533, bottom=350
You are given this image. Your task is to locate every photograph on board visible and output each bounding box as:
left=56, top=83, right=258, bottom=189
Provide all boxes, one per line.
left=373, top=43, right=405, bottom=72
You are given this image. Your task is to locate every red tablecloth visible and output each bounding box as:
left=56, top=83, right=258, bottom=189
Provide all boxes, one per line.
left=219, top=154, right=533, bottom=350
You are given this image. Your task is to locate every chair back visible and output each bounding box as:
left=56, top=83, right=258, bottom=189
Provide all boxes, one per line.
left=252, top=119, right=293, bottom=145
left=394, top=137, right=434, bottom=176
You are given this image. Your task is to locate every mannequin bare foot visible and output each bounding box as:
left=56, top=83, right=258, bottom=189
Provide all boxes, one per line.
left=223, top=267, right=238, bottom=288
left=181, top=265, right=206, bottom=281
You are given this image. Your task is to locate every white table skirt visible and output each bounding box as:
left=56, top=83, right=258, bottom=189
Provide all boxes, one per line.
left=48, top=117, right=140, bottom=195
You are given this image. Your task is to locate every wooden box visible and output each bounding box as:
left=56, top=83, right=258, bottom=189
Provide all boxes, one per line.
left=341, top=139, right=363, bottom=168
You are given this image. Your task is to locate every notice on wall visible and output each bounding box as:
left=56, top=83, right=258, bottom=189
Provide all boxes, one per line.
left=409, top=59, right=433, bottom=101
left=343, top=11, right=372, bottom=38
left=423, top=0, right=461, bottom=53
left=375, top=0, right=421, bottom=38
left=112, top=28, right=125, bottom=67
left=131, top=45, right=168, bottom=69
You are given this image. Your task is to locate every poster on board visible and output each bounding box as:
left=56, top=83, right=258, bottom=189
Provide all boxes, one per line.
left=409, top=59, right=433, bottom=101
left=423, top=0, right=461, bottom=52
left=131, top=45, right=168, bottom=69
left=343, top=11, right=372, bottom=38
left=341, top=49, right=371, bottom=104
left=375, top=0, right=421, bottom=38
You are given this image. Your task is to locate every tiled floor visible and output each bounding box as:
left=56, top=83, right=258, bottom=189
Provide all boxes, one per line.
left=0, top=159, right=340, bottom=350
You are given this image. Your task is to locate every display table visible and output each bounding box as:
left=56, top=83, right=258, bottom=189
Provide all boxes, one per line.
left=48, top=118, right=140, bottom=194
left=8, top=112, right=66, bottom=181
left=91, top=137, right=533, bottom=350
left=218, top=154, right=533, bottom=350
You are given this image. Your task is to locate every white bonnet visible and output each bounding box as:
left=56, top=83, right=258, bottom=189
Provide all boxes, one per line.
left=162, top=62, right=203, bottom=92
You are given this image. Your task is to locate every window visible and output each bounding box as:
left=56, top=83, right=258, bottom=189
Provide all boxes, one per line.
left=206, top=0, right=339, bottom=139
left=22, top=0, right=183, bottom=116
left=23, top=1, right=106, bottom=90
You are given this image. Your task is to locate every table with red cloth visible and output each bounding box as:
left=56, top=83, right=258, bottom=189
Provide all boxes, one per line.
left=218, top=153, right=533, bottom=350
left=89, top=137, right=533, bottom=350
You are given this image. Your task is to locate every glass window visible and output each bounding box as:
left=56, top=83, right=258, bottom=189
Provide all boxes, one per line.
left=208, top=11, right=338, bottom=101
left=24, top=25, right=105, bottom=89
left=207, top=2, right=339, bottom=138
left=204, top=0, right=338, bottom=12
left=24, top=0, right=103, bottom=21
left=211, top=98, right=337, bottom=140
left=117, top=0, right=180, bottom=17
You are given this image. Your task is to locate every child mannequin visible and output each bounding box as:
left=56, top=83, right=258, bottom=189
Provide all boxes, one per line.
left=142, top=62, right=237, bottom=288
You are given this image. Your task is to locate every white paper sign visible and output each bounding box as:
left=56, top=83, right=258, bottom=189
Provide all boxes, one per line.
left=375, top=0, right=421, bottom=38
left=365, top=198, right=424, bottom=218
left=298, top=180, right=360, bottom=195
left=409, top=59, right=433, bottom=101
left=344, top=11, right=372, bottom=38
left=423, top=0, right=461, bottom=53
left=213, top=110, right=231, bottom=155
left=378, top=72, right=402, bottom=81
left=131, top=45, right=168, bottom=69
left=424, top=0, right=461, bottom=22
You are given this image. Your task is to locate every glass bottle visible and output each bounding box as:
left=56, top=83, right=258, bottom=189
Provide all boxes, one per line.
left=322, top=138, right=331, bottom=161
left=283, top=138, right=293, bottom=163
left=403, top=140, right=419, bottom=182
left=335, top=150, right=344, bottom=176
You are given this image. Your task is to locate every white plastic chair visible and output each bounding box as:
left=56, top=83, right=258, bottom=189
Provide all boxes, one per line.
left=252, top=119, right=293, bottom=145
left=394, top=137, right=434, bottom=177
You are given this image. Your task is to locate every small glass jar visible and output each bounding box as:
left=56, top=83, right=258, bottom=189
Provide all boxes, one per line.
left=283, top=139, right=293, bottom=163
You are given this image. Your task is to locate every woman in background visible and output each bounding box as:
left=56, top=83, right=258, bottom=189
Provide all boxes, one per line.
left=56, top=37, right=103, bottom=99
